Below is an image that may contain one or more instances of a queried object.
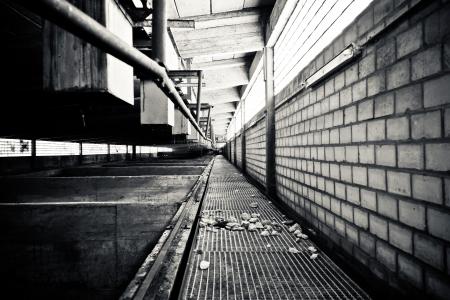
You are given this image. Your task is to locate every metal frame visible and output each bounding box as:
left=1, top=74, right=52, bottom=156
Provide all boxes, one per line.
left=20, top=0, right=209, bottom=140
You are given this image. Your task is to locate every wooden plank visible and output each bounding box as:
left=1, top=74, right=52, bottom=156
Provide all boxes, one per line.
left=134, top=19, right=195, bottom=28
left=179, top=36, right=264, bottom=58
left=175, top=31, right=262, bottom=50
left=191, top=57, right=249, bottom=70
left=172, top=22, right=261, bottom=41
left=203, top=66, right=249, bottom=91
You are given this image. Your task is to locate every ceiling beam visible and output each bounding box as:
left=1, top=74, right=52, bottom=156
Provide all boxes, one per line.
left=203, top=66, right=249, bottom=91
left=178, top=35, right=264, bottom=58
left=203, top=87, right=240, bottom=105
left=182, top=7, right=268, bottom=29
left=172, top=22, right=261, bottom=42
left=191, top=57, right=249, bottom=70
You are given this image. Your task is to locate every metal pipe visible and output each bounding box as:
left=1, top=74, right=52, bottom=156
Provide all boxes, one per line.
left=196, top=70, right=203, bottom=123
left=152, top=0, right=166, bottom=63
left=20, top=0, right=207, bottom=140
left=205, top=106, right=211, bottom=138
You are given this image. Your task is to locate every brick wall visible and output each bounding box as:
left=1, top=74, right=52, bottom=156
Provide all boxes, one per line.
left=272, top=0, right=450, bottom=298
left=245, top=115, right=267, bottom=186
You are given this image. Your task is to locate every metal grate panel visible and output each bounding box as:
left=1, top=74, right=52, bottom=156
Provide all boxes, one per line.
left=181, top=156, right=370, bottom=300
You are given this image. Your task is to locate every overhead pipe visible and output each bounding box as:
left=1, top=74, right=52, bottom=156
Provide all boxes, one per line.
left=19, top=0, right=208, bottom=140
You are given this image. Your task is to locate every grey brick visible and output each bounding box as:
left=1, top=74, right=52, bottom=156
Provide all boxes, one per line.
left=360, top=231, right=376, bottom=256
left=335, top=72, right=345, bottom=91
left=395, top=84, right=422, bottom=113
left=398, top=254, right=423, bottom=289
left=352, top=80, right=367, bottom=102
left=428, top=208, right=450, bottom=242
left=424, top=74, right=450, bottom=108
left=368, top=168, right=386, bottom=191
left=389, top=222, right=413, bottom=253
left=352, top=123, right=367, bottom=142
left=374, top=93, right=394, bottom=117
left=376, top=241, right=397, bottom=272
left=344, top=106, right=357, bottom=124
left=399, top=200, right=425, bottom=230
left=414, top=233, right=445, bottom=270
left=353, top=166, right=367, bottom=186
left=412, top=175, right=443, bottom=205
left=359, top=144, right=375, bottom=164
left=333, top=110, right=344, bottom=126
left=342, top=202, right=353, bottom=222
left=412, top=46, right=442, bottom=80
left=377, top=39, right=396, bottom=69
left=359, top=52, right=376, bottom=78
left=445, top=109, right=450, bottom=137
left=370, top=214, right=388, bottom=240
left=340, top=126, right=351, bottom=144
left=387, top=59, right=410, bottom=90
left=411, top=110, right=442, bottom=139
left=345, top=64, right=358, bottom=86
left=361, top=188, right=377, bottom=211
left=374, top=0, right=394, bottom=24
left=354, top=207, right=369, bottom=229
left=387, top=116, right=409, bottom=140
left=347, top=185, right=360, bottom=205
left=376, top=145, right=396, bottom=167
left=345, top=145, right=358, bottom=163
left=426, top=143, right=450, bottom=171
left=358, top=99, right=373, bottom=121
left=396, top=23, right=423, bottom=58
left=378, top=193, right=398, bottom=220
left=367, top=119, right=386, bottom=141
left=398, top=144, right=423, bottom=169
left=341, top=165, right=352, bottom=183
left=357, top=9, right=374, bottom=35
left=387, top=171, right=411, bottom=197
left=335, top=146, right=345, bottom=162
left=368, top=72, right=386, bottom=96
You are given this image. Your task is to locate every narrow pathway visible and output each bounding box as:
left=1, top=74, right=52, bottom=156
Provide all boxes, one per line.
left=181, top=156, right=370, bottom=300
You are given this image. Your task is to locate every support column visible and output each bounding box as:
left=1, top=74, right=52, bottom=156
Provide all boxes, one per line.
left=196, top=71, right=203, bottom=123
left=152, top=0, right=166, bottom=63
left=264, top=47, right=276, bottom=198
left=241, top=100, right=246, bottom=174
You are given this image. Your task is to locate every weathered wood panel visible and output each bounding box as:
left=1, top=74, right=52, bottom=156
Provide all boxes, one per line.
left=43, top=0, right=133, bottom=104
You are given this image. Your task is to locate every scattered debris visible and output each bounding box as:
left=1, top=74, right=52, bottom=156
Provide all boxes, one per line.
left=248, top=223, right=257, bottom=232
left=195, top=249, right=203, bottom=255
left=249, top=202, right=258, bottom=208
left=255, top=222, right=264, bottom=229
left=270, top=230, right=281, bottom=236
left=261, top=219, right=272, bottom=226
left=308, top=246, right=317, bottom=253
left=199, top=260, right=210, bottom=270
left=205, top=226, right=218, bottom=233
left=251, top=213, right=260, bottom=218
left=310, top=253, right=319, bottom=260
left=261, top=230, right=270, bottom=236
left=288, top=247, right=300, bottom=254
left=241, top=212, right=251, bottom=220
left=282, top=219, right=295, bottom=226
left=288, top=223, right=300, bottom=233
left=249, top=217, right=259, bottom=223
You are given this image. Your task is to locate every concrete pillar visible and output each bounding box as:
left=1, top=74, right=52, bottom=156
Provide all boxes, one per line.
left=140, top=0, right=174, bottom=126
left=241, top=100, right=247, bottom=174
left=264, top=47, right=276, bottom=198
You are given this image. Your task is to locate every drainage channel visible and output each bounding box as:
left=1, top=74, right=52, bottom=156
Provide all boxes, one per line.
left=179, top=156, right=370, bottom=300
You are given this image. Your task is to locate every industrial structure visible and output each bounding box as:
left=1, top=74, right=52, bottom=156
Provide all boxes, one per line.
left=0, top=0, right=449, bottom=299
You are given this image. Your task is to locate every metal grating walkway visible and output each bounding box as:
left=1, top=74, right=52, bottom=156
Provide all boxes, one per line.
left=181, top=156, right=370, bottom=300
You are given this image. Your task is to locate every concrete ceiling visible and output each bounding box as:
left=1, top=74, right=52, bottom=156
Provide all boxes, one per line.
left=167, top=1, right=273, bottom=139
left=129, top=0, right=274, bottom=139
